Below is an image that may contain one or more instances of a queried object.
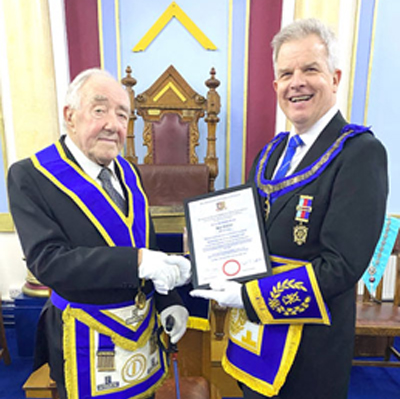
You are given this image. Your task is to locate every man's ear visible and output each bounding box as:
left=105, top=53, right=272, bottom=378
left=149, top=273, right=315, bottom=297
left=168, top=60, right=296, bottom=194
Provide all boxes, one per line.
left=332, top=69, right=342, bottom=93
left=63, top=106, right=75, bottom=129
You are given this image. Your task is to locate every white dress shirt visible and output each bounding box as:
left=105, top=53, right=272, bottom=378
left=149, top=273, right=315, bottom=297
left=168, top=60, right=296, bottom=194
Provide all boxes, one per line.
left=65, top=135, right=126, bottom=199
left=273, top=106, right=339, bottom=178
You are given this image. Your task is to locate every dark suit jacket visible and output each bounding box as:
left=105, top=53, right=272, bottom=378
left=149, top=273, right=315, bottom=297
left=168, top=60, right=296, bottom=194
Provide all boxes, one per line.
left=7, top=137, right=182, bottom=383
left=246, top=112, right=388, bottom=399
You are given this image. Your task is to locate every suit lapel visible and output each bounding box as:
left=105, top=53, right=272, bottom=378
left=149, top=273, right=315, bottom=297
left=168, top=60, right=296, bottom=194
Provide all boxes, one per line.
left=266, top=112, right=347, bottom=228
left=60, top=136, right=81, bottom=166
left=265, top=137, right=287, bottom=179
left=60, top=136, right=130, bottom=209
left=294, top=111, right=347, bottom=173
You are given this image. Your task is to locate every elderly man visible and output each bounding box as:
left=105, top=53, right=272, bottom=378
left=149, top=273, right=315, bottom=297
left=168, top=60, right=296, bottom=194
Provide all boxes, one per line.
left=8, top=69, right=191, bottom=399
left=191, top=18, right=388, bottom=399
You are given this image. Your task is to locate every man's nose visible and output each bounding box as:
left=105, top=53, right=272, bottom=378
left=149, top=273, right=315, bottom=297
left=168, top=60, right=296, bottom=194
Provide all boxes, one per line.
left=104, top=111, right=119, bottom=132
left=290, top=70, right=306, bottom=89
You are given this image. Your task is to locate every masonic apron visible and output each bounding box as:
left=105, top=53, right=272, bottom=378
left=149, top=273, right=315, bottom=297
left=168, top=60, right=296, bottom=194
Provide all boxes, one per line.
left=32, top=142, right=168, bottom=399
left=222, top=125, right=371, bottom=397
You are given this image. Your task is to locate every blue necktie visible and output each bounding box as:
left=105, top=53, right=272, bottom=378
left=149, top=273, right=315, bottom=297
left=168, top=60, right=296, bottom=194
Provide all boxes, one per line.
left=274, top=135, right=304, bottom=180
left=98, top=167, right=127, bottom=215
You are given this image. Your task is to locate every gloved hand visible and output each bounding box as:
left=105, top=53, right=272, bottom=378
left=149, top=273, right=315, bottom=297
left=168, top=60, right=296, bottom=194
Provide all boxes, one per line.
left=165, top=255, right=191, bottom=286
left=190, top=279, right=244, bottom=308
left=138, top=248, right=180, bottom=295
left=160, top=305, right=189, bottom=344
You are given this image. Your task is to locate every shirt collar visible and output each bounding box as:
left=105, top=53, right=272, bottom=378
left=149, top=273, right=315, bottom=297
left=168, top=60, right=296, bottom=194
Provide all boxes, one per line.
left=64, top=135, right=117, bottom=181
left=289, top=105, right=339, bottom=147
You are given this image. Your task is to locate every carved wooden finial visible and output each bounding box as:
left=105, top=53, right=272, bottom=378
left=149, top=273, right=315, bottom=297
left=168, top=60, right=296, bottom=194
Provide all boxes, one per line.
left=121, top=65, right=137, bottom=89
left=204, top=67, right=220, bottom=192
left=205, top=67, right=220, bottom=90
left=121, top=66, right=138, bottom=165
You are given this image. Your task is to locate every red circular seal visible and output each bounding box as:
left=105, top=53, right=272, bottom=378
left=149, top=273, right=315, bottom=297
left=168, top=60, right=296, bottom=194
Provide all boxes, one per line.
left=222, top=260, right=241, bottom=276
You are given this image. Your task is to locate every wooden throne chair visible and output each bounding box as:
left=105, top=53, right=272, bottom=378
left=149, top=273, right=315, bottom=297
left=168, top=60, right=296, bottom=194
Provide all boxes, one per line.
left=120, top=67, right=236, bottom=397
left=121, top=65, right=220, bottom=209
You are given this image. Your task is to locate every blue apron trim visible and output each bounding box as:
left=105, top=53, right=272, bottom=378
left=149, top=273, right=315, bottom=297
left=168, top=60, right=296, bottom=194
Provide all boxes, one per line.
left=32, top=141, right=149, bottom=248
left=67, top=318, right=168, bottom=399
left=51, top=292, right=156, bottom=343
left=221, top=255, right=329, bottom=396
left=98, top=334, right=115, bottom=352
left=222, top=309, right=303, bottom=397
left=246, top=261, right=331, bottom=325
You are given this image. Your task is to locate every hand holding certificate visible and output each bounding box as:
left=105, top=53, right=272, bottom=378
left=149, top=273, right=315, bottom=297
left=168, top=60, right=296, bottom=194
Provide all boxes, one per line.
left=184, top=183, right=271, bottom=289
left=190, top=279, right=245, bottom=308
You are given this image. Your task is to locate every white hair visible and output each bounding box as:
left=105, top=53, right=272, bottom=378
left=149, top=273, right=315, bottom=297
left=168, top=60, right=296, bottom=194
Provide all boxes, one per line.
left=65, top=68, right=117, bottom=110
left=271, top=18, right=339, bottom=77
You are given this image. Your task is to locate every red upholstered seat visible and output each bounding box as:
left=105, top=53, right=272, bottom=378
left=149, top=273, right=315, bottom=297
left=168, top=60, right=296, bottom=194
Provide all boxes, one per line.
left=137, top=164, right=209, bottom=206
left=153, top=114, right=190, bottom=165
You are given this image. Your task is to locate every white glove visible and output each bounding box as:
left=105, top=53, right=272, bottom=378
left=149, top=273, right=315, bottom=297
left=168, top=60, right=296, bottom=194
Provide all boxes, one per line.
left=160, top=305, right=189, bottom=344
left=138, top=248, right=180, bottom=295
left=165, top=255, right=191, bottom=286
left=190, top=279, right=244, bottom=308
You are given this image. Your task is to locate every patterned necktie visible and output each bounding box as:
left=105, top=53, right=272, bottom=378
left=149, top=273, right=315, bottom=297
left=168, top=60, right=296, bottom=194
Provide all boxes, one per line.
left=274, top=134, right=304, bottom=180
left=98, top=167, right=127, bottom=215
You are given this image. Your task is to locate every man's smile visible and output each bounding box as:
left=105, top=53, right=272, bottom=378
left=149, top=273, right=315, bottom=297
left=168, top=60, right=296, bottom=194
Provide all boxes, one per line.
left=289, top=94, right=314, bottom=103
left=98, top=135, right=119, bottom=144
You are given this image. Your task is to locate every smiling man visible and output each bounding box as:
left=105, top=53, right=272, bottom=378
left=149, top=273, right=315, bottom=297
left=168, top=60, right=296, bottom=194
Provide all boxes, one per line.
left=273, top=33, right=341, bottom=135
left=191, top=19, right=388, bottom=399
left=8, top=69, right=191, bottom=399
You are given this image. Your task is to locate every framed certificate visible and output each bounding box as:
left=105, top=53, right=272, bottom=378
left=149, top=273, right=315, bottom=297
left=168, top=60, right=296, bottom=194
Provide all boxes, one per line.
left=184, top=183, right=271, bottom=289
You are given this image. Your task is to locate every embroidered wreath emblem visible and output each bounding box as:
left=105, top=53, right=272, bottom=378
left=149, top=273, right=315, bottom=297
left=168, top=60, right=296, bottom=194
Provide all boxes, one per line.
left=268, top=279, right=311, bottom=316
left=229, top=308, right=247, bottom=335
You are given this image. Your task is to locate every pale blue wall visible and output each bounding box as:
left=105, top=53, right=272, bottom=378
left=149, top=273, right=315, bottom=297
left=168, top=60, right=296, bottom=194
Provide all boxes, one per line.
left=120, top=0, right=228, bottom=190
left=350, top=0, right=375, bottom=124
left=365, top=1, right=400, bottom=213
left=99, top=0, right=251, bottom=190
left=351, top=0, right=400, bottom=214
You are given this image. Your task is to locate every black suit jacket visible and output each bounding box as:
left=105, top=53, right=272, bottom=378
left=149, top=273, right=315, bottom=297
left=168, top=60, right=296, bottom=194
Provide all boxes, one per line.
left=7, top=137, right=182, bottom=383
left=247, top=112, right=388, bottom=399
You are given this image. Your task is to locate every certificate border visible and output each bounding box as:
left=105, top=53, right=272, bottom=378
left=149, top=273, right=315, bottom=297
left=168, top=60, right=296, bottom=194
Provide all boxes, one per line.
left=184, top=183, right=271, bottom=289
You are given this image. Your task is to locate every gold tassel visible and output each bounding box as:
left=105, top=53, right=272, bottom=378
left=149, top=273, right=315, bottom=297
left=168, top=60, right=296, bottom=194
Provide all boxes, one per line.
left=97, top=351, right=116, bottom=372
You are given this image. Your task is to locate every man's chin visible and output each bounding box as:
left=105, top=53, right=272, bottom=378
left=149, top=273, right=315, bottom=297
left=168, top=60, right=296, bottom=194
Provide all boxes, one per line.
left=91, top=152, right=118, bottom=167
left=289, top=116, right=312, bottom=134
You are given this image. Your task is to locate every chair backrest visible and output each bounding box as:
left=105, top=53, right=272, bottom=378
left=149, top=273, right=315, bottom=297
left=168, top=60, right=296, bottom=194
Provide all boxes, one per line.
left=137, top=164, right=209, bottom=207
left=152, top=113, right=190, bottom=164
left=121, top=65, right=220, bottom=197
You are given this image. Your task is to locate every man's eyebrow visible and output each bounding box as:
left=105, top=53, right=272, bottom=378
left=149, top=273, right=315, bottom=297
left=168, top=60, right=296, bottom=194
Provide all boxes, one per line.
left=119, top=104, right=130, bottom=113
left=303, top=62, right=320, bottom=69
left=277, top=67, right=291, bottom=75
left=91, top=95, right=129, bottom=112
left=92, top=95, right=108, bottom=102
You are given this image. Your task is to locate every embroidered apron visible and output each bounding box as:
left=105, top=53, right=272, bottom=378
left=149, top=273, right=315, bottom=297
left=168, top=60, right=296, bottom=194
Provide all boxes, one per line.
left=32, top=142, right=168, bottom=399
left=222, top=125, right=371, bottom=396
